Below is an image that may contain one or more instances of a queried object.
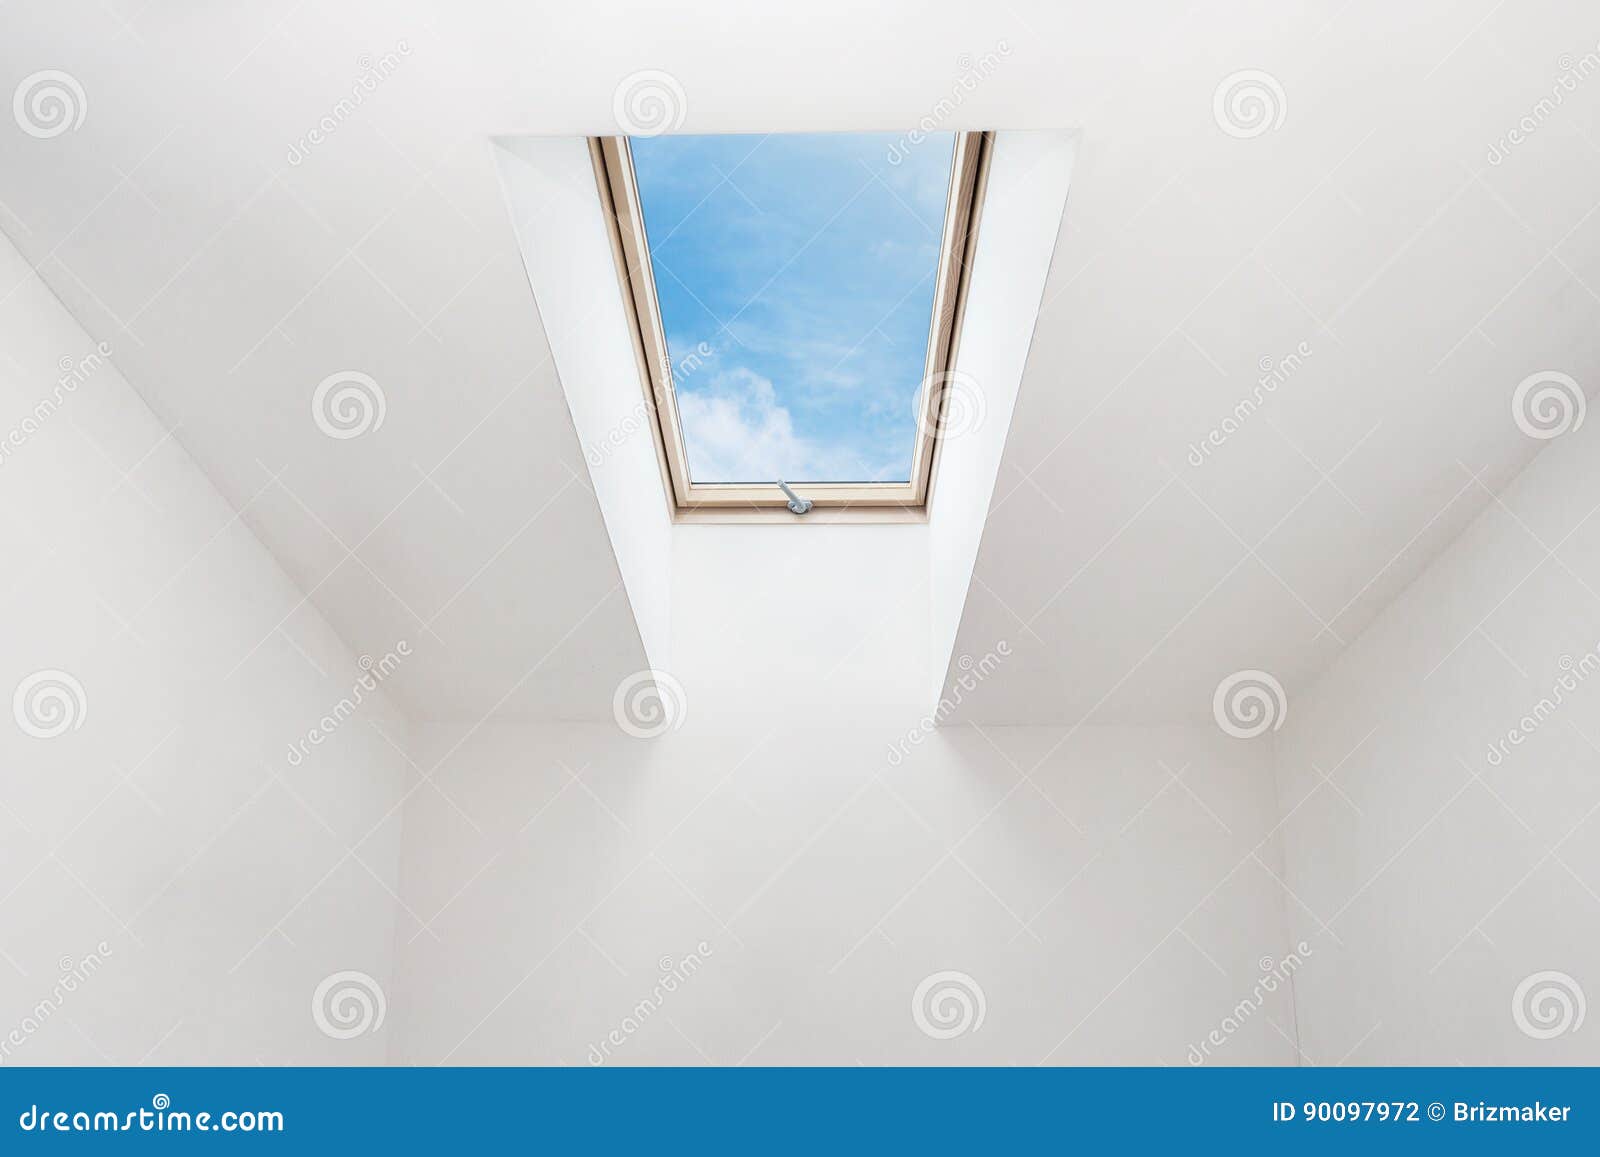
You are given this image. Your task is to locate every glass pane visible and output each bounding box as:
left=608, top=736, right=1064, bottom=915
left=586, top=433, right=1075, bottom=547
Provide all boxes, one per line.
left=629, top=131, right=956, bottom=485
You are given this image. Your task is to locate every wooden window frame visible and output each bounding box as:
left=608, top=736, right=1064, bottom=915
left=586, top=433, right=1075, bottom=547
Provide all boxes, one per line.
left=590, top=130, right=991, bottom=518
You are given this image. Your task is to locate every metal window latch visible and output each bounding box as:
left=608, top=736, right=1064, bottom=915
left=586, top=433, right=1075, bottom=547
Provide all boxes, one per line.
left=776, top=480, right=812, bottom=516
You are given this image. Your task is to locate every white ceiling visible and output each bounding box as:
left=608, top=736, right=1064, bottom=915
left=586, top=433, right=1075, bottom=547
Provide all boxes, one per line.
left=937, top=1, right=1600, bottom=722
left=3, top=1, right=1597, bottom=724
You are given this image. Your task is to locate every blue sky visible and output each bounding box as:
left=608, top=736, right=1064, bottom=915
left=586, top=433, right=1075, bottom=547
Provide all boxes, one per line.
left=629, top=131, right=955, bottom=484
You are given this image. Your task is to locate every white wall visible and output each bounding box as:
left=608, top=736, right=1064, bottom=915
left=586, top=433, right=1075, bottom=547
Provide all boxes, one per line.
left=1276, top=423, right=1600, bottom=1064
left=393, top=719, right=1295, bottom=1065
left=392, top=520, right=1297, bottom=1065
left=0, top=233, right=407, bottom=1064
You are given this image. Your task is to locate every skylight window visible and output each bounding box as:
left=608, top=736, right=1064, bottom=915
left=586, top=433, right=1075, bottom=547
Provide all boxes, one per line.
left=591, top=129, right=988, bottom=515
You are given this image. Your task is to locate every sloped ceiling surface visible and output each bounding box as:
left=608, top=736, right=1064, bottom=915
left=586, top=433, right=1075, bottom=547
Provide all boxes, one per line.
left=2, top=1, right=1596, bottom=723
left=940, top=1, right=1600, bottom=722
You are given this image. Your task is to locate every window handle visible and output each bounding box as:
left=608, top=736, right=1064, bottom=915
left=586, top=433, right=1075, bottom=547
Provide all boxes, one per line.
left=776, top=480, right=812, bottom=516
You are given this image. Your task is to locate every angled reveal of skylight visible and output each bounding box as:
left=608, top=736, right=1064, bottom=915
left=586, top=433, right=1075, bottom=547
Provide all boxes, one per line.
left=591, top=129, right=989, bottom=515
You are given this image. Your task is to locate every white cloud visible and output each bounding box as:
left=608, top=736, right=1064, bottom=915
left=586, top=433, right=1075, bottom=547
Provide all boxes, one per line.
left=676, top=368, right=896, bottom=483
